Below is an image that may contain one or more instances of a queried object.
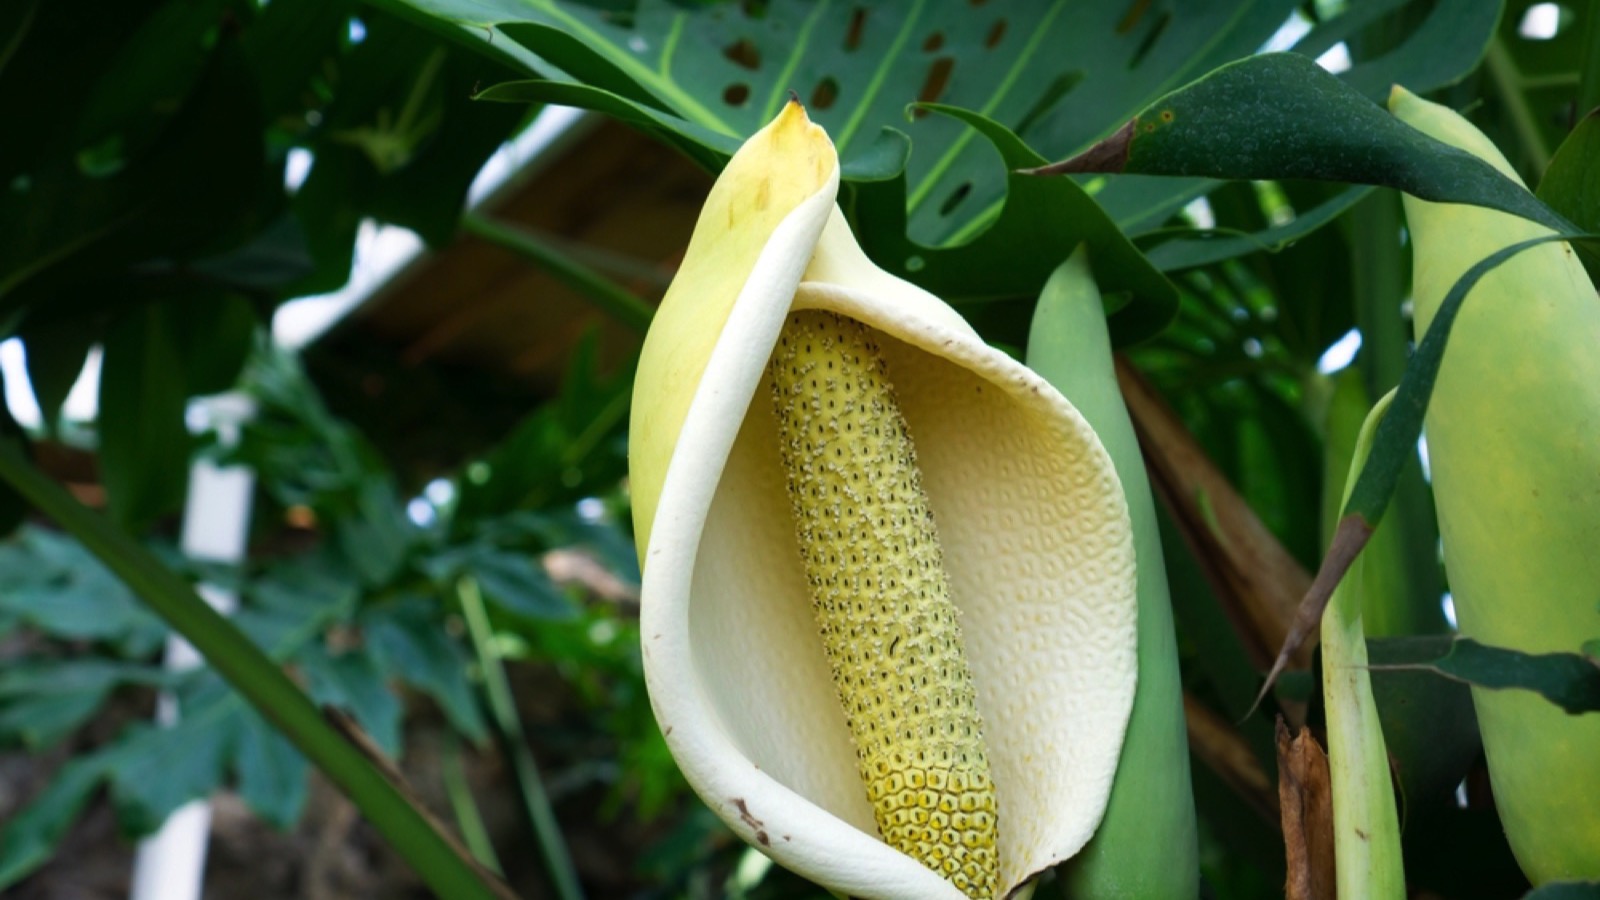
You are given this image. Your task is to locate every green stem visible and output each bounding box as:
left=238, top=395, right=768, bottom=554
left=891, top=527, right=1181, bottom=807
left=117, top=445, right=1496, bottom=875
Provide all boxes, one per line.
left=0, top=440, right=517, bottom=900
left=462, top=214, right=656, bottom=335
left=457, top=576, right=586, bottom=900
left=442, top=733, right=505, bottom=875
left=1322, top=390, right=1406, bottom=898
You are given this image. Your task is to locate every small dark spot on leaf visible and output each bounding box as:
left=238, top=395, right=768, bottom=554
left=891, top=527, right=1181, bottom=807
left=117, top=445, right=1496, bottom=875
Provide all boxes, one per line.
left=1116, top=0, right=1152, bottom=33
left=845, top=7, right=867, bottom=50
left=938, top=181, right=972, bottom=217
left=1014, top=70, right=1082, bottom=137
left=1159, top=108, right=1174, bottom=123
left=812, top=76, right=840, bottom=110
left=985, top=19, right=1007, bottom=48
left=723, top=38, right=760, bottom=70
left=922, top=31, right=944, bottom=52
left=1129, top=10, right=1171, bottom=69
left=912, top=57, right=955, bottom=117
left=724, top=83, right=751, bottom=106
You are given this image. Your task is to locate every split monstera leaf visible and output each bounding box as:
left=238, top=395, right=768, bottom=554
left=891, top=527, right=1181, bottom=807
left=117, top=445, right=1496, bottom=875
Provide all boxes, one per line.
left=627, top=102, right=1140, bottom=900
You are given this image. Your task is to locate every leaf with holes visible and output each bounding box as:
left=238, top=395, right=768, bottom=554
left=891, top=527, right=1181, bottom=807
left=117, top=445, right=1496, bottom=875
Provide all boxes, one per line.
left=386, top=0, right=1503, bottom=306
left=382, top=0, right=1301, bottom=329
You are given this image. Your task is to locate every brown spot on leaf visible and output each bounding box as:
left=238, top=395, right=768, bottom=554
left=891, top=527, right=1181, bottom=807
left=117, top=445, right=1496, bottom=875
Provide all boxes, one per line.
left=1020, top=119, right=1136, bottom=176
left=912, top=57, right=955, bottom=118
left=811, top=76, right=839, bottom=110
left=1116, top=0, right=1151, bottom=33
left=984, top=19, right=1007, bottom=48
left=723, top=38, right=760, bottom=70
left=845, top=7, right=867, bottom=51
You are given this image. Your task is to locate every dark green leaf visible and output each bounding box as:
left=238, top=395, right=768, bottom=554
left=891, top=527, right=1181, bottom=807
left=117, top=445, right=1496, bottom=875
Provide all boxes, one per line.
left=187, top=214, right=316, bottom=293
left=241, top=0, right=352, bottom=123
left=291, top=10, right=527, bottom=292
left=443, top=0, right=1295, bottom=237
left=364, top=597, right=488, bottom=742
left=0, top=28, right=266, bottom=310
left=300, top=642, right=404, bottom=756
left=108, top=690, right=239, bottom=834
left=334, top=475, right=414, bottom=586
left=0, top=527, right=167, bottom=652
left=0, top=690, right=107, bottom=750
left=1537, top=108, right=1600, bottom=283
left=1331, top=0, right=1500, bottom=101
left=71, top=0, right=231, bottom=163
left=1039, top=53, right=1573, bottom=235
left=99, top=302, right=192, bottom=528
left=467, top=547, right=575, bottom=621
left=1371, top=637, right=1600, bottom=715
left=478, top=77, right=735, bottom=169
left=0, top=659, right=173, bottom=750
left=392, top=0, right=1352, bottom=294
left=169, top=292, right=260, bottom=397
left=851, top=108, right=1176, bottom=345
left=20, top=315, right=94, bottom=433
left=1363, top=636, right=1481, bottom=808
left=233, top=705, right=310, bottom=828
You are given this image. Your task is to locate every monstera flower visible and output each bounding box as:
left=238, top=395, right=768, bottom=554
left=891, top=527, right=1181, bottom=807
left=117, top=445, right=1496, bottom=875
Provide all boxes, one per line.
left=629, top=102, right=1139, bottom=900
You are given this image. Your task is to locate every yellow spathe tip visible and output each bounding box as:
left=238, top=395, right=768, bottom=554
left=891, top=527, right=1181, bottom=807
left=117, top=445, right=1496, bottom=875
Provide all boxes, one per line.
left=727, top=96, right=833, bottom=198
left=627, top=99, right=840, bottom=558
left=1386, top=83, right=1416, bottom=113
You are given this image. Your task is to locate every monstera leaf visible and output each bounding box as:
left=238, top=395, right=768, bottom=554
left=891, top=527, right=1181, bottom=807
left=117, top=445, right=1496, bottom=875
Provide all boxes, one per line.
left=376, top=0, right=1503, bottom=342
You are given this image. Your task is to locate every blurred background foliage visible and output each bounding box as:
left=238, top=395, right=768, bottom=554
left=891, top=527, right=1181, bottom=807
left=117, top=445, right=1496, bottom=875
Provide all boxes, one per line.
left=0, top=0, right=1595, bottom=897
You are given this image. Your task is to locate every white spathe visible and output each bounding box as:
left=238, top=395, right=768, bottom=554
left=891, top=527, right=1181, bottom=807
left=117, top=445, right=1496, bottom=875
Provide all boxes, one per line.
left=630, top=103, right=1139, bottom=900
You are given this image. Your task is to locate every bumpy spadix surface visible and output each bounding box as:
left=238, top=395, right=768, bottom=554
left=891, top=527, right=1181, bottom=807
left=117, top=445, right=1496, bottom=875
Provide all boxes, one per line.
left=768, top=310, right=998, bottom=898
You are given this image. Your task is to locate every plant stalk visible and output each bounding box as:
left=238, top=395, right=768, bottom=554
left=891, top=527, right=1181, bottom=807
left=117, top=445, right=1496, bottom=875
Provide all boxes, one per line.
left=457, top=576, right=586, bottom=900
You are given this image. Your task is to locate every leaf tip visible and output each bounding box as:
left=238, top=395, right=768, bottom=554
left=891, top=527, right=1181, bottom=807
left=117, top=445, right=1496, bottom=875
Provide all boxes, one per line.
left=1246, top=514, right=1377, bottom=719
